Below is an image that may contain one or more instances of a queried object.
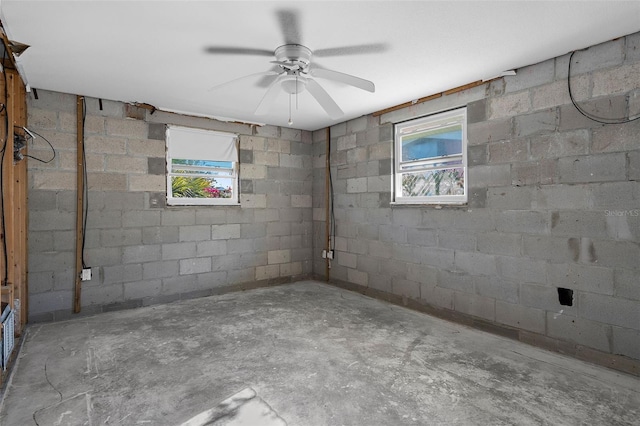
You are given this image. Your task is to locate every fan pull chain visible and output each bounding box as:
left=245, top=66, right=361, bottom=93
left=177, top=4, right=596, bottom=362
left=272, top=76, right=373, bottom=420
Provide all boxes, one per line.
left=288, top=93, right=293, bottom=126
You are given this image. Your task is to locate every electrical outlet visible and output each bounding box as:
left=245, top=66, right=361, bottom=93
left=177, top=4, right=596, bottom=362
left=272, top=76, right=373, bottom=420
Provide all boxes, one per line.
left=81, top=268, right=92, bottom=281
left=322, top=250, right=327, bottom=258
left=327, top=250, right=334, bottom=260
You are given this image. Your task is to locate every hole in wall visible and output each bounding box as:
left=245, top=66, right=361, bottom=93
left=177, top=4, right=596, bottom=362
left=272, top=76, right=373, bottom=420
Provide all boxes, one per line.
left=557, top=288, right=573, bottom=306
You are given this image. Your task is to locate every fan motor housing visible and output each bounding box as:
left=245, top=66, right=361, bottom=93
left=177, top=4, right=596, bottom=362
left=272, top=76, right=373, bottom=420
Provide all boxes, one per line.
left=274, top=44, right=312, bottom=66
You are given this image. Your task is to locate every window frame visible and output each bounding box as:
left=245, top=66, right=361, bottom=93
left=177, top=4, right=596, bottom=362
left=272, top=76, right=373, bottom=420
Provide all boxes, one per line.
left=393, top=107, right=468, bottom=205
left=166, top=125, right=240, bottom=206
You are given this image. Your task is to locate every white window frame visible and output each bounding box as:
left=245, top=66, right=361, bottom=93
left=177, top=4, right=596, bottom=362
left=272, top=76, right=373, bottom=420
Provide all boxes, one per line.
left=393, top=108, right=468, bottom=205
left=166, top=125, right=239, bottom=206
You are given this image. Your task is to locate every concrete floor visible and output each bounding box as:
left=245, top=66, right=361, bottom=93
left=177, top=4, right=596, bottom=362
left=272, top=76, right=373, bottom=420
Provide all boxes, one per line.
left=1, top=280, right=639, bottom=425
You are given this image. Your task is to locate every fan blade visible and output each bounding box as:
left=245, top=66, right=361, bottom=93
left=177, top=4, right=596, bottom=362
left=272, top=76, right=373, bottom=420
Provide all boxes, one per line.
left=255, top=77, right=283, bottom=116
left=276, top=9, right=301, bottom=45
left=307, top=79, right=344, bottom=119
left=256, top=66, right=282, bottom=88
left=311, top=68, right=375, bottom=93
left=204, top=46, right=273, bottom=56
left=314, top=43, right=388, bottom=57
left=208, top=71, right=281, bottom=92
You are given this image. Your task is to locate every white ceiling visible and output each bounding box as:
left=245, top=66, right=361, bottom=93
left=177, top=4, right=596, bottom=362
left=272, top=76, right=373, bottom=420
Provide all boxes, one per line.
left=2, top=1, right=639, bottom=131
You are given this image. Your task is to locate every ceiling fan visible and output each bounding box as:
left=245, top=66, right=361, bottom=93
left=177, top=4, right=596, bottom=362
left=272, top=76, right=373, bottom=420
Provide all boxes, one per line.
left=205, top=10, right=385, bottom=123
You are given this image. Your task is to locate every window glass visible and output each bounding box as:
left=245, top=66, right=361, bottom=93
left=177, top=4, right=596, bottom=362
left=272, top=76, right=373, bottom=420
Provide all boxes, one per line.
left=166, top=126, right=239, bottom=206
left=394, top=108, right=467, bottom=204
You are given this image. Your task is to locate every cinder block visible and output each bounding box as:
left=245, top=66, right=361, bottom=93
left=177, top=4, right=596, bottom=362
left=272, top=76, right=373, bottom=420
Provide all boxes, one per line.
left=615, top=268, right=640, bottom=301
left=592, top=62, right=640, bottom=97
left=122, top=210, right=161, bottom=228
left=379, top=224, right=407, bottom=244
left=629, top=151, right=640, bottom=181
left=84, top=247, right=123, bottom=267
left=106, top=118, right=148, bottom=139
left=578, top=292, right=640, bottom=330
left=468, top=164, right=511, bottom=187
left=496, top=210, right=548, bottom=235
left=421, top=284, right=454, bottom=310
left=592, top=120, right=640, bottom=153
left=124, top=280, right=162, bottom=301
left=511, top=159, right=557, bottom=186
left=476, top=232, right=521, bottom=256
left=474, top=276, right=519, bottom=304
left=392, top=278, right=420, bottom=299
left=489, top=91, right=531, bottom=119
left=337, top=134, right=356, bottom=151
left=266, top=221, right=290, bottom=237
left=255, top=264, right=280, bottom=280
left=591, top=182, right=639, bottom=210
left=454, top=291, right=496, bottom=321
left=142, top=261, right=179, bottom=280
left=337, top=251, right=357, bottom=268
left=530, top=130, right=590, bottom=160
left=28, top=108, right=57, bottom=129
left=531, top=79, right=581, bottom=111
left=612, top=326, right=640, bottom=359
left=161, top=210, right=195, bottom=226
left=105, top=155, right=147, bottom=174
left=496, top=255, right=547, bottom=284
left=178, top=225, right=211, bottom=242
left=101, top=228, right=142, bottom=247
left=123, top=244, right=161, bottom=264
left=368, top=240, right=391, bottom=259
left=523, top=235, right=580, bottom=263
left=31, top=171, right=77, bottom=191
left=348, top=268, right=368, bottom=286
left=486, top=186, right=533, bottom=210
left=210, top=224, right=240, bottom=240
left=520, top=282, right=577, bottom=315
left=438, top=230, right=476, bottom=251
left=547, top=313, right=612, bottom=353
left=495, top=301, right=546, bottom=334
left=179, top=257, right=211, bottom=275
left=515, top=109, right=557, bottom=137
left=407, top=228, right=438, bottom=247
left=467, top=118, right=512, bottom=145
left=29, top=271, right=54, bottom=294
left=467, top=144, right=487, bottom=167
left=590, top=239, right=640, bottom=270
left=437, top=269, right=474, bottom=293
left=85, top=135, right=127, bottom=154
left=128, top=138, right=166, bottom=157
left=563, top=39, right=624, bottom=76
left=29, top=210, right=75, bottom=231
left=267, top=249, right=291, bottom=264
left=162, top=242, right=196, bottom=260
left=74, top=282, right=121, bottom=307
left=346, top=177, right=367, bottom=193
left=626, top=32, right=640, bottom=63
left=227, top=238, right=253, bottom=254
left=466, top=99, right=487, bottom=123
left=347, top=147, right=368, bottom=164
left=291, top=194, right=312, bottom=208
left=548, top=262, right=614, bottom=296
left=368, top=142, right=392, bottom=160
left=129, top=175, right=165, bottom=192
left=196, top=240, right=227, bottom=257
left=454, top=251, right=497, bottom=276
left=142, top=226, right=179, bottom=244
left=550, top=210, right=608, bottom=238
left=421, top=247, right=455, bottom=270
left=534, top=184, right=592, bottom=210
left=103, top=191, right=145, bottom=210
left=504, top=59, right=555, bottom=93
left=147, top=157, right=166, bottom=175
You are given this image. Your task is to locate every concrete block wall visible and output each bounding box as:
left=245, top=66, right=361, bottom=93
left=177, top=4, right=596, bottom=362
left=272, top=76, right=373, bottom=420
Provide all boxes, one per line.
left=313, top=32, right=640, bottom=367
left=27, top=91, right=313, bottom=321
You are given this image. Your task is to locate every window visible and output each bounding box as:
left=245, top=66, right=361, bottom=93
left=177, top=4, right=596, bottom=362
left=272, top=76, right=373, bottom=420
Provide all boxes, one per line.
left=166, top=126, right=239, bottom=206
left=394, top=108, right=467, bottom=204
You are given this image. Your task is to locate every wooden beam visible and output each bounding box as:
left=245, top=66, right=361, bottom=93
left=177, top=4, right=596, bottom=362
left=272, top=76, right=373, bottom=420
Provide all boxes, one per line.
left=74, top=96, right=85, bottom=313
left=325, top=127, right=331, bottom=282
left=372, top=79, right=492, bottom=118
